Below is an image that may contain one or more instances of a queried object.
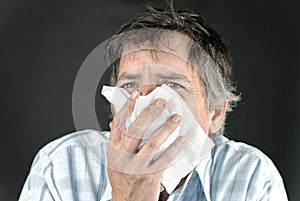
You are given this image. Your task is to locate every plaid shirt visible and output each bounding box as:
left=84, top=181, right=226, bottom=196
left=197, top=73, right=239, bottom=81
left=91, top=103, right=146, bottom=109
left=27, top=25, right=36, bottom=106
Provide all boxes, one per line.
left=19, top=129, right=288, bottom=201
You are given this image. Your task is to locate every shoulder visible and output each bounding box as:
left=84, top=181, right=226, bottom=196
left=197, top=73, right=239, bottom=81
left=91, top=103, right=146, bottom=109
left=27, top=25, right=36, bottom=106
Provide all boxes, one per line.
left=209, top=136, right=287, bottom=200
left=211, top=136, right=280, bottom=179
left=20, top=130, right=111, bottom=200
left=213, top=136, right=266, bottom=158
left=31, top=129, right=110, bottom=170
left=212, top=136, right=277, bottom=171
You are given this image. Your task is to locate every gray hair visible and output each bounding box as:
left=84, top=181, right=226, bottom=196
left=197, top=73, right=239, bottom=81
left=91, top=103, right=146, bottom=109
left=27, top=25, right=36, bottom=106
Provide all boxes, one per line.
left=105, top=7, right=240, bottom=138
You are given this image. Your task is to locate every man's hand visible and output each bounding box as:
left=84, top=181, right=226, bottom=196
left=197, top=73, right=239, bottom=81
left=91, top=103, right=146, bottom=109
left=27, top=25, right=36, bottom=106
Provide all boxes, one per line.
left=107, top=90, right=185, bottom=201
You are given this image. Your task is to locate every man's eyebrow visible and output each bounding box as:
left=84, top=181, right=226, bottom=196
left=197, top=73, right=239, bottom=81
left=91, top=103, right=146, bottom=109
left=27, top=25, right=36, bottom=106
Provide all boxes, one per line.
left=155, top=72, right=187, bottom=81
left=117, top=72, right=142, bottom=81
left=117, top=70, right=189, bottom=81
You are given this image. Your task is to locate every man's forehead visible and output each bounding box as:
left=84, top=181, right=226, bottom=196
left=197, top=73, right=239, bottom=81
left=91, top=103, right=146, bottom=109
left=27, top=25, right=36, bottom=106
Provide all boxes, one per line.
left=119, top=50, right=188, bottom=66
left=120, top=30, right=194, bottom=62
left=118, top=50, right=193, bottom=78
left=117, top=64, right=187, bottom=80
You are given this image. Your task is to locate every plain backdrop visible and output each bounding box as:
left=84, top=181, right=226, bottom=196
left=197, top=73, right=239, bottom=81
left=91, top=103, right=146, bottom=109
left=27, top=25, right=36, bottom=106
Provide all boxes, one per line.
left=0, top=0, right=299, bottom=200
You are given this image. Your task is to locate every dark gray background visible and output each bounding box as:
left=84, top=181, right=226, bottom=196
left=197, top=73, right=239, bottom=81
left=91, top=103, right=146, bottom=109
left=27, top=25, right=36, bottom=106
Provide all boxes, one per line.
left=1, top=0, right=299, bottom=200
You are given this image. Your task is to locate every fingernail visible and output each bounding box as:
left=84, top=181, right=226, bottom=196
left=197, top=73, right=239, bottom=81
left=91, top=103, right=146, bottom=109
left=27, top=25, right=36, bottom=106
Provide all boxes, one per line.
left=155, top=99, right=166, bottom=107
left=172, top=115, right=181, bottom=123
left=130, top=91, right=139, bottom=100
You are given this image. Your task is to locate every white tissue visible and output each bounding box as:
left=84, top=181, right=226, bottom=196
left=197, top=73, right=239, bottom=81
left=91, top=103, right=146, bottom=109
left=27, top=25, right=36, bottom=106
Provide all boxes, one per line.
left=101, top=84, right=215, bottom=194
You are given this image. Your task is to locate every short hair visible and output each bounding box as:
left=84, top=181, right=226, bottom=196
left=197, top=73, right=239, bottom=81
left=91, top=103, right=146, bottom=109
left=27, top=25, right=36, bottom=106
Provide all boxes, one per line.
left=105, top=7, right=240, bottom=138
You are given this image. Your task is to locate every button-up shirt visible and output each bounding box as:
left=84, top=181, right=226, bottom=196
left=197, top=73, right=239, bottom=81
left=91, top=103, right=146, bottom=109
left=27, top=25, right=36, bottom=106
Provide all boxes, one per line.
left=19, top=129, right=288, bottom=200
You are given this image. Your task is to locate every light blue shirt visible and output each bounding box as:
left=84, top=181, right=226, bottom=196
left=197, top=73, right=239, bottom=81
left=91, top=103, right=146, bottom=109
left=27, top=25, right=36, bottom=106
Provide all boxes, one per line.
left=19, top=129, right=288, bottom=201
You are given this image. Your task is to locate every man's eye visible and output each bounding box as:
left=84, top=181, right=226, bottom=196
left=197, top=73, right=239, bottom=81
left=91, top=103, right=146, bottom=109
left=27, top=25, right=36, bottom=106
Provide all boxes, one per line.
left=165, top=82, right=184, bottom=89
left=121, top=83, right=136, bottom=89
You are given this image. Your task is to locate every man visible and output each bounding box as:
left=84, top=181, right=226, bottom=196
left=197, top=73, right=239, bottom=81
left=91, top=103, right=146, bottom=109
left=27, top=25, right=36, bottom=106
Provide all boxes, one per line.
left=19, top=6, right=288, bottom=201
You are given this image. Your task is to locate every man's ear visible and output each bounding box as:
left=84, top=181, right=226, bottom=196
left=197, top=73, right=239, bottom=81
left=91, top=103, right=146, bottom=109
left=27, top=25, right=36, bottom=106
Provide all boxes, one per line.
left=209, top=101, right=228, bottom=134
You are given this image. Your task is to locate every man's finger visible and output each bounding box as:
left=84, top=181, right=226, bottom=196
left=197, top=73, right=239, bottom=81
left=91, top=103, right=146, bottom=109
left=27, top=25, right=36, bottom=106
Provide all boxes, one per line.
left=151, top=136, right=185, bottom=171
left=123, top=98, right=167, bottom=152
left=137, top=114, right=181, bottom=155
left=112, top=90, right=140, bottom=133
left=126, top=98, right=167, bottom=137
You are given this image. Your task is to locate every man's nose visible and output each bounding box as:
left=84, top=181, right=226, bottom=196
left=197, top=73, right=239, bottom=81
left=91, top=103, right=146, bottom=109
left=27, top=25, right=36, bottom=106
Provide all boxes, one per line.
left=139, top=84, right=157, bottom=96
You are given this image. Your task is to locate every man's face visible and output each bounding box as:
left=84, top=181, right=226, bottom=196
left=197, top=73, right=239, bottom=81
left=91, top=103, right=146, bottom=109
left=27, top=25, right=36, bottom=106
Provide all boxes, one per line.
left=116, top=50, right=213, bottom=134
